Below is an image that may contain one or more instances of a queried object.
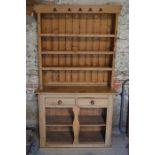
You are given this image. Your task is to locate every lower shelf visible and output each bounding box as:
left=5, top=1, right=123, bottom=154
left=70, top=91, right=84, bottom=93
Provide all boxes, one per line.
left=79, top=131, right=105, bottom=144
left=46, top=131, right=105, bottom=145
left=46, top=131, right=74, bottom=144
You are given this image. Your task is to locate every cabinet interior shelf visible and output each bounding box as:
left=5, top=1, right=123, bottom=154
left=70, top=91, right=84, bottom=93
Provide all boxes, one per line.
left=46, top=124, right=72, bottom=127
left=80, top=124, right=106, bottom=127
left=46, top=131, right=105, bottom=144
left=46, top=131, right=74, bottom=144
left=79, top=116, right=106, bottom=126
left=46, top=116, right=106, bottom=127
left=79, top=132, right=105, bottom=143
left=41, top=34, right=115, bottom=38
left=42, top=51, right=114, bottom=55
left=46, top=116, right=73, bottom=126
left=42, top=67, right=112, bottom=71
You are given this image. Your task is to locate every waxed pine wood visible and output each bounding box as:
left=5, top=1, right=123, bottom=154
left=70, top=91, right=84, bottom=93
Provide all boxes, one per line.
left=34, top=4, right=121, bottom=148
left=34, top=4, right=119, bottom=88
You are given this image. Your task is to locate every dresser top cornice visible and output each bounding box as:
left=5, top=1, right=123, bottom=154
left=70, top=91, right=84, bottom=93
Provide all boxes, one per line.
left=34, top=4, right=121, bottom=14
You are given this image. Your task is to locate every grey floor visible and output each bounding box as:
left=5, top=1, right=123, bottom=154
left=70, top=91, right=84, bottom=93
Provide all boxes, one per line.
left=32, top=134, right=128, bottom=155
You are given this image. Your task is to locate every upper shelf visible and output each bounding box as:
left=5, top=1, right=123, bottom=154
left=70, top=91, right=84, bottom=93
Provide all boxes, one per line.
left=41, top=51, right=114, bottom=55
left=42, top=67, right=112, bottom=71
left=34, top=4, right=122, bottom=14
left=41, top=34, right=115, bottom=38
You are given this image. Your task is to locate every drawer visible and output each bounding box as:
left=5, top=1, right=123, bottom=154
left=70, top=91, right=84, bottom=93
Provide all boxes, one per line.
left=45, top=98, right=75, bottom=107
left=77, top=98, right=108, bottom=107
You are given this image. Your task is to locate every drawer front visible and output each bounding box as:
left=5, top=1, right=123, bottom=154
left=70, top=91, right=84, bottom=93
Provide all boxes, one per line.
left=45, top=98, right=75, bottom=107
left=77, top=98, right=108, bottom=107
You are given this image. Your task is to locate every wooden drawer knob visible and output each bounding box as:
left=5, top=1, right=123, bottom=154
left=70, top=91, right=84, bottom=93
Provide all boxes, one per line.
left=58, top=100, right=62, bottom=105
left=90, top=100, right=95, bottom=105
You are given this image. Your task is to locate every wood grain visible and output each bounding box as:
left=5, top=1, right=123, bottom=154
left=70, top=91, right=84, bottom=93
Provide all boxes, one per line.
left=38, top=95, right=46, bottom=146
left=35, top=4, right=120, bottom=147
left=34, top=4, right=122, bottom=14
left=73, top=106, right=80, bottom=144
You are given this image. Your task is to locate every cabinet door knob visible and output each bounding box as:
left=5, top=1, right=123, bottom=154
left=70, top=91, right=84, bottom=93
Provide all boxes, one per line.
left=90, top=100, right=95, bottom=105
left=58, top=100, right=62, bottom=105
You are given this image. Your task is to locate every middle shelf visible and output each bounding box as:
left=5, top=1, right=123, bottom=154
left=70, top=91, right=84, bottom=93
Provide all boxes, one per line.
left=41, top=33, right=115, bottom=38
left=46, top=116, right=106, bottom=127
left=41, top=51, right=114, bottom=55
left=45, top=108, right=107, bottom=127
left=80, top=116, right=106, bottom=126
left=42, top=67, right=112, bottom=71
left=46, top=116, right=73, bottom=126
left=43, top=70, right=112, bottom=85
left=42, top=54, right=113, bottom=68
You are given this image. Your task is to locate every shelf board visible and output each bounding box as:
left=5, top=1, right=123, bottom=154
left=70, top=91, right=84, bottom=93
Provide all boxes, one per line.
left=46, top=124, right=72, bottom=127
left=80, top=124, right=106, bottom=127
left=42, top=51, right=114, bottom=55
left=46, top=116, right=73, bottom=126
left=79, top=116, right=106, bottom=126
left=44, top=83, right=109, bottom=87
left=44, top=82, right=109, bottom=87
left=79, top=131, right=105, bottom=143
left=46, top=131, right=74, bottom=144
left=41, top=33, right=115, bottom=38
left=42, top=67, right=112, bottom=71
